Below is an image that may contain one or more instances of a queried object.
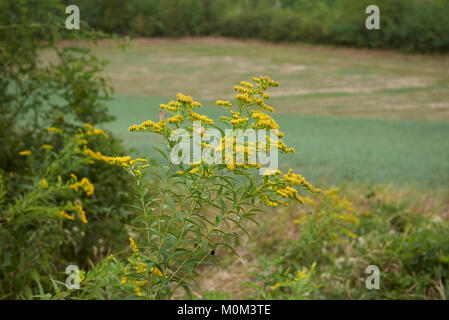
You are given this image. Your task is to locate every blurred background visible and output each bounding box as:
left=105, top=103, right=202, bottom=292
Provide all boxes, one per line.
left=58, top=0, right=449, bottom=190
left=2, top=0, right=449, bottom=300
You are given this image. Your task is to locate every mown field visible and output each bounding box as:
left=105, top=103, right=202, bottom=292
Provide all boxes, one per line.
left=63, top=38, right=449, bottom=190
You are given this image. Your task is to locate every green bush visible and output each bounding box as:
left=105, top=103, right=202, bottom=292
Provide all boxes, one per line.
left=249, top=188, right=449, bottom=299
left=69, top=0, right=449, bottom=53
left=0, top=0, right=133, bottom=298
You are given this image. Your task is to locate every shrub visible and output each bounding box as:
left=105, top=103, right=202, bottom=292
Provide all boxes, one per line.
left=70, top=0, right=449, bottom=53
left=248, top=187, right=449, bottom=300
left=0, top=0, right=133, bottom=298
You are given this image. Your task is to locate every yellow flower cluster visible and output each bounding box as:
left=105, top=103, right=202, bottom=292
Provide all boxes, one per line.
left=282, top=169, right=321, bottom=194
left=19, top=150, right=32, bottom=156
left=240, top=81, right=254, bottom=89
left=276, top=185, right=304, bottom=202
left=227, top=162, right=262, bottom=171
left=128, top=119, right=167, bottom=133
left=47, top=127, right=62, bottom=133
left=262, top=196, right=288, bottom=208
left=251, top=110, right=279, bottom=130
left=188, top=109, right=214, bottom=125
left=177, top=93, right=193, bottom=105
left=122, top=237, right=168, bottom=297
left=234, top=85, right=254, bottom=95
left=42, top=144, right=53, bottom=150
left=161, top=101, right=182, bottom=112
left=189, top=167, right=200, bottom=174
left=76, top=202, right=88, bottom=224
left=59, top=210, right=75, bottom=221
left=260, top=169, right=320, bottom=208
left=216, top=100, right=232, bottom=108
left=69, top=175, right=95, bottom=197
left=83, top=147, right=148, bottom=168
left=129, top=237, right=139, bottom=254
left=175, top=93, right=201, bottom=108
left=235, top=93, right=252, bottom=104
left=252, top=75, right=280, bottom=88
left=167, top=115, right=184, bottom=124
left=229, top=111, right=249, bottom=125
left=251, top=97, right=275, bottom=112
left=263, top=169, right=281, bottom=176
left=277, top=139, right=295, bottom=154
left=84, top=123, right=109, bottom=138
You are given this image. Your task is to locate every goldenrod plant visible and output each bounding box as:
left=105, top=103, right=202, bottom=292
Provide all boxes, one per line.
left=67, top=76, right=320, bottom=299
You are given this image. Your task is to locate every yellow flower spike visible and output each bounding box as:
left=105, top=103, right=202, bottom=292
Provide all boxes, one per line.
left=134, top=285, right=142, bottom=297
left=189, top=167, right=200, bottom=175
left=160, top=104, right=178, bottom=112
left=216, top=100, right=232, bottom=108
left=129, top=237, right=139, bottom=254
left=135, top=262, right=148, bottom=273
left=235, top=93, right=252, bottom=104
left=121, top=277, right=128, bottom=285
left=70, top=177, right=94, bottom=197
left=129, top=158, right=148, bottom=165
left=240, top=81, right=254, bottom=89
left=295, top=269, right=308, bottom=280
left=83, top=123, right=109, bottom=138
left=176, top=93, right=198, bottom=106
left=167, top=115, right=184, bottom=124
left=128, top=119, right=167, bottom=134
left=47, top=127, right=62, bottom=133
left=75, top=203, right=88, bottom=224
left=83, top=147, right=143, bottom=168
left=79, top=270, right=86, bottom=283
left=59, top=210, right=75, bottom=221
left=251, top=110, right=279, bottom=130
left=263, top=169, right=281, bottom=176
left=188, top=109, right=214, bottom=125
left=19, top=150, right=32, bottom=156
left=42, top=144, right=53, bottom=150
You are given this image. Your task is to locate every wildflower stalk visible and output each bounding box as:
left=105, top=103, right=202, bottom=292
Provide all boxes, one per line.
left=113, top=76, right=319, bottom=299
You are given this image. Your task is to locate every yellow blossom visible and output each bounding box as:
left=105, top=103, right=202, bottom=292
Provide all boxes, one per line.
left=129, top=237, right=138, bottom=254
left=59, top=210, right=75, bottom=221
left=19, top=150, right=32, bottom=156
left=47, top=127, right=62, bottom=133
left=70, top=177, right=95, bottom=197
left=75, top=203, right=88, bottom=224
left=84, top=123, right=109, bottom=138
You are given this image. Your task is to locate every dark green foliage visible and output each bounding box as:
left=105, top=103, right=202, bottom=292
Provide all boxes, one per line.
left=0, top=0, right=133, bottom=298
left=69, top=0, right=449, bottom=53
